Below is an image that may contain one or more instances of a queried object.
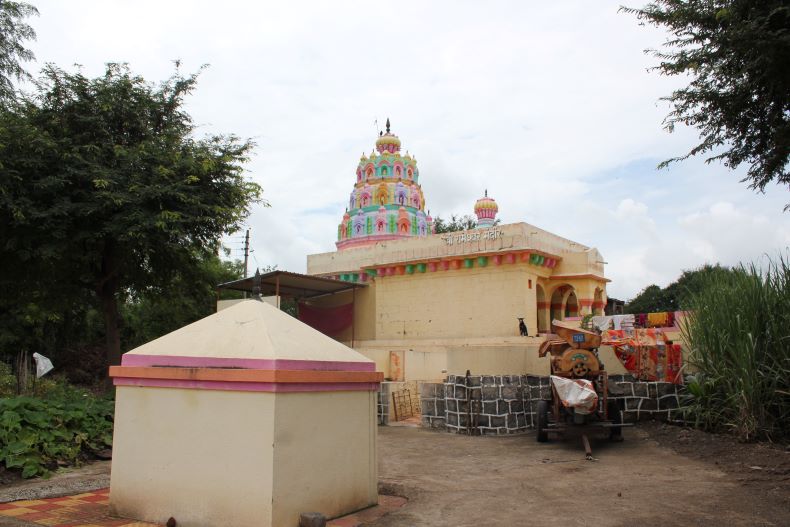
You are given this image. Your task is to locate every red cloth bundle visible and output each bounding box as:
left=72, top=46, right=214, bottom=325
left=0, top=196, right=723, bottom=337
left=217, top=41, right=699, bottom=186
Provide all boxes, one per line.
left=297, top=302, right=354, bottom=336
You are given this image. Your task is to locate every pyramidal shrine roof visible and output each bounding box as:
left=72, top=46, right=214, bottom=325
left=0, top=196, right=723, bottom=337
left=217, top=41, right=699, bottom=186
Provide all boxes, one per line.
left=121, top=300, right=373, bottom=370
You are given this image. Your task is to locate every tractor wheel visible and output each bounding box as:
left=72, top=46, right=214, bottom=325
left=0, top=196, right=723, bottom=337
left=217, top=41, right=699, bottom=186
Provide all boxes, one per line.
left=608, top=400, right=623, bottom=441
left=536, top=400, right=549, bottom=443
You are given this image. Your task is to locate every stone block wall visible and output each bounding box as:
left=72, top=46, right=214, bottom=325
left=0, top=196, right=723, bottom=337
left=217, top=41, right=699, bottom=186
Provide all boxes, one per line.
left=418, top=374, right=684, bottom=435
left=419, top=383, right=446, bottom=429
left=377, top=385, right=390, bottom=425
left=608, top=374, right=683, bottom=422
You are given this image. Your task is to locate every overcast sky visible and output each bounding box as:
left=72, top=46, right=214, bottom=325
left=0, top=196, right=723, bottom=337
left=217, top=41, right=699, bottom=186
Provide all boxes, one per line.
left=26, top=0, right=790, bottom=299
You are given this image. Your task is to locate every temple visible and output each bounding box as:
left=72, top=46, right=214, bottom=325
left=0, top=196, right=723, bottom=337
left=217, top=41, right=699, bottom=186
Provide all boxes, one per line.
left=303, top=121, right=611, bottom=381
left=337, top=119, right=432, bottom=250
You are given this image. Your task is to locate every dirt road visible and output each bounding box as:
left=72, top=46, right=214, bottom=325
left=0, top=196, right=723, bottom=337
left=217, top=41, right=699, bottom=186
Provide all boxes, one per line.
left=373, top=425, right=789, bottom=527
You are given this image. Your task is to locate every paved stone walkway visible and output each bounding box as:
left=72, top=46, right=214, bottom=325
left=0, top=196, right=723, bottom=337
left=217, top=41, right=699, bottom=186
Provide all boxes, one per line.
left=0, top=489, right=154, bottom=526
left=0, top=488, right=406, bottom=526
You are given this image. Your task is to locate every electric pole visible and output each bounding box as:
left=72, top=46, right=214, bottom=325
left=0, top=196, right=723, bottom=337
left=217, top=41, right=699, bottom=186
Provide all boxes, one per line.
left=243, top=228, right=250, bottom=278
left=243, top=229, right=250, bottom=299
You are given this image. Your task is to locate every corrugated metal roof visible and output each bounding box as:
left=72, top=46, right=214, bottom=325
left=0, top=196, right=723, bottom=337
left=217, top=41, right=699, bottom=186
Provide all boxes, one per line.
left=217, top=270, right=366, bottom=299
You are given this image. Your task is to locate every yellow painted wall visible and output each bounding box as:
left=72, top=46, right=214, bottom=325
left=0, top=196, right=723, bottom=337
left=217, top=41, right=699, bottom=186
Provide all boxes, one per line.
left=301, top=222, right=613, bottom=382
left=445, top=343, right=551, bottom=376
left=271, top=391, right=378, bottom=525
left=110, top=387, right=275, bottom=526
left=373, top=265, right=536, bottom=338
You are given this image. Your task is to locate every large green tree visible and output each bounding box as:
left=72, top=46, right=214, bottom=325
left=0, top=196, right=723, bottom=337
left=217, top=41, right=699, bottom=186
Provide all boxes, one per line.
left=623, top=1, right=790, bottom=202
left=625, top=263, right=734, bottom=313
left=0, top=63, right=262, bottom=367
left=0, top=1, right=38, bottom=101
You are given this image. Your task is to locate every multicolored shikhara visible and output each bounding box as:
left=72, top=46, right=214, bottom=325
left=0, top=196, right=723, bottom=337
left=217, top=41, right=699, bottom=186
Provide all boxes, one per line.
left=336, top=119, right=432, bottom=250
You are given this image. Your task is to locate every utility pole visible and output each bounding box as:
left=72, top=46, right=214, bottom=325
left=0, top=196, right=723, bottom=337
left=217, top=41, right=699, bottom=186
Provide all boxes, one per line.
left=243, top=229, right=250, bottom=299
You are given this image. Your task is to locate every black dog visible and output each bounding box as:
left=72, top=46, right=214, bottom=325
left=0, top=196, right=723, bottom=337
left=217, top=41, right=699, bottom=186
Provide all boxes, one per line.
left=518, top=317, right=529, bottom=336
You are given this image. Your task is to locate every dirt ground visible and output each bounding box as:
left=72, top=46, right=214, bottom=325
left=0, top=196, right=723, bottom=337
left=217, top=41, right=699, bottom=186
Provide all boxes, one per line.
left=1, top=424, right=788, bottom=526
left=372, top=423, right=790, bottom=527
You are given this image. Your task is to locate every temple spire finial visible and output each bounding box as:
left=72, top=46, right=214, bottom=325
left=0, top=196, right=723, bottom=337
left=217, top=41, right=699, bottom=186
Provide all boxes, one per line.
left=386, top=118, right=390, bottom=134
left=485, top=189, right=488, bottom=197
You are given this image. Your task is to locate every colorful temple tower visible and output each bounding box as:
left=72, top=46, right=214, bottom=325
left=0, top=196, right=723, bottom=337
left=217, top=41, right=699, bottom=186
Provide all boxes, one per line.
left=336, top=119, right=432, bottom=250
left=474, top=190, right=498, bottom=228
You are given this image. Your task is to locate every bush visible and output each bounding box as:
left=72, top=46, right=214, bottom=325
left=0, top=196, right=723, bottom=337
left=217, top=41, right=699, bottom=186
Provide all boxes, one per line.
left=0, top=389, right=113, bottom=478
left=680, top=257, right=790, bottom=441
left=0, top=362, right=15, bottom=398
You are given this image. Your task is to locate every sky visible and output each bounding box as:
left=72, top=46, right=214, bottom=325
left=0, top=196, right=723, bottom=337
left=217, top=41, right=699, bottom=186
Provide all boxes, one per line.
left=24, top=0, right=790, bottom=300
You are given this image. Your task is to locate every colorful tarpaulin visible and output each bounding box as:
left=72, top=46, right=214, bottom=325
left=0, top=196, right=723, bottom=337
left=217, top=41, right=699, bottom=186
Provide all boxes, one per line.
left=603, top=328, right=683, bottom=384
left=297, top=302, right=354, bottom=336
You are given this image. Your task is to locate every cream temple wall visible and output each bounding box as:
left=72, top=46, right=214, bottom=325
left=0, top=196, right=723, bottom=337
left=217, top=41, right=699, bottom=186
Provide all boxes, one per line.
left=305, top=222, right=609, bottom=381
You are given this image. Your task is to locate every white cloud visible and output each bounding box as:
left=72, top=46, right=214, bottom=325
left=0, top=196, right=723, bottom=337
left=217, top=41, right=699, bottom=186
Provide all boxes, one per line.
left=24, top=1, right=790, bottom=295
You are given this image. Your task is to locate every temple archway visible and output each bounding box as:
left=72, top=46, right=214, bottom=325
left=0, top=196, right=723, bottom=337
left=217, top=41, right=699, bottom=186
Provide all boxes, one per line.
left=593, top=287, right=604, bottom=316
left=550, top=286, right=565, bottom=321
left=550, top=284, right=577, bottom=321
left=564, top=290, right=578, bottom=318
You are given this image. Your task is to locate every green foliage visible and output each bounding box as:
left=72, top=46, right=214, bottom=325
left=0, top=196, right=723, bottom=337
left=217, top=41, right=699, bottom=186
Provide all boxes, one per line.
left=0, top=63, right=263, bottom=367
left=0, top=1, right=38, bottom=101
left=433, top=214, right=500, bottom=234
left=624, top=284, right=669, bottom=314
left=625, top=264, right=733, bottom=313
left=0, top=362, right=16, bottom=398
left=622, top=1, right=790, bottom=202
left=680, top=257, right=790, bottom=441
left=0, top=388, right=114, bottom=478
left=122, top=254, right=244, bottom=350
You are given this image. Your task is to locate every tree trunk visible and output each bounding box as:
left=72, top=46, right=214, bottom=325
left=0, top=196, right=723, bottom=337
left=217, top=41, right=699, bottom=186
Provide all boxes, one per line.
left=97, top=241, right=122, bottom=369
left=99, top=285, right=122, bottom=367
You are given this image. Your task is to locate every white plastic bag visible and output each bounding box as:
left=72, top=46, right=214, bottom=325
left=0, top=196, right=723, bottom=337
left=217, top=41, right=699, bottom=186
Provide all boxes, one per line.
left=32, top=352, right=54, bottom=378
left=550, top=375, right=598, bottom=415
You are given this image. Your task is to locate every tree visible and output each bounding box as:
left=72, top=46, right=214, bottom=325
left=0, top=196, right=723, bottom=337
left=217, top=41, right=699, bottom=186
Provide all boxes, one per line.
left=624, top=264, right=734, bottom=313
left=0, top=63, right=262, bottom=368
left=622, top=1, right=790, bottom=202
left=624, top=284, right=670, bottom=314
left=122, top=253, right=244, bottom=351
left=433, top=214, right=498, bottom=233
left=0, top=1, right=38, bottom=101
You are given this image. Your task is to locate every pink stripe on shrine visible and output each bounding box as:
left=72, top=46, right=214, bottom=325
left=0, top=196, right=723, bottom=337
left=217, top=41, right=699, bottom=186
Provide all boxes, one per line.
left=113, top=377, right=379, bottom=393
left=121, top=354, right=375, bottom=372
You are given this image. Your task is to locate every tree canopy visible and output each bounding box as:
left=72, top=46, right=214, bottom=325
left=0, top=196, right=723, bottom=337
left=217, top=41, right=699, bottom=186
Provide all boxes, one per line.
left=624, top=264, right=734, bottom=313
left=0, top=1, right=38, bottom=101
left=0, top=63, right=262, bottom=367
left=622, top=1, right=790, bottom=203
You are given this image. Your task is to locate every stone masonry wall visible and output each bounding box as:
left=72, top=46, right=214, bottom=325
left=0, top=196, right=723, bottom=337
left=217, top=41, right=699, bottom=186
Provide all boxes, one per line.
left=420, top=374, right=683, bottom=435
left=608, top=374, right=683, bottom=422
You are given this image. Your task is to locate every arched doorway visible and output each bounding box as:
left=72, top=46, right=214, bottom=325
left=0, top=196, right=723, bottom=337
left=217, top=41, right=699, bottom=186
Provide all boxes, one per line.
left=550, top=284, right=577, bottom=321
left=593, top=288, right=604, bottom=316
left=536, top=284, right=548, bottom=333
left=550, top=286, right=566, bottom=321
left=564, top=290, right=578, bottom=318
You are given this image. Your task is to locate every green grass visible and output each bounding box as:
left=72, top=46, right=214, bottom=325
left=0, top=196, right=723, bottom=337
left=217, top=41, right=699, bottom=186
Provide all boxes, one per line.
left=680, top=257, right=790, bottom=442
